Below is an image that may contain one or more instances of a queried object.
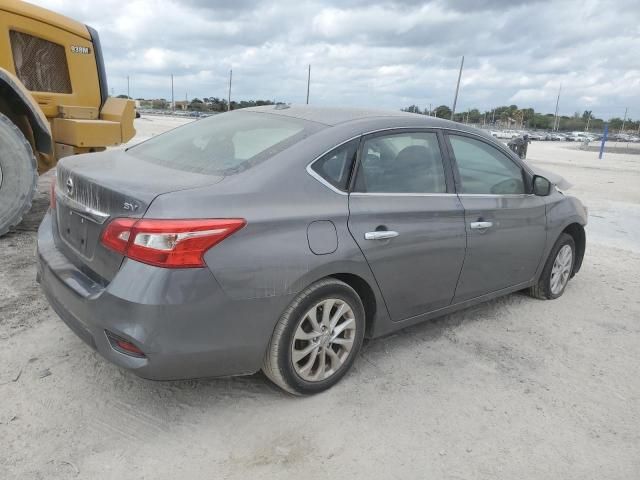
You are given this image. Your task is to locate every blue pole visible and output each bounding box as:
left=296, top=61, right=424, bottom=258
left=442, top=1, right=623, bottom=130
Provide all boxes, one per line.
left=599, top=123, right=608, bottom=159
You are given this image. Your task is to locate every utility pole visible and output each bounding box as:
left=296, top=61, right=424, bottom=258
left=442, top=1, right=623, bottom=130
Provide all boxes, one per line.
left=228, top=69, right=232, bottom=111
left=306, top=64, right=311, bottom=105
left=127, top=75, right=130, bottom=99
left=621, top=107, right=628, bottom=132
left=171, top=74, right=174, bottom=112
left=553, top=83, right=562, bottom=131
left=451, top=55, right=464, bottom=120
left=429, top=103, right=432, bottom=116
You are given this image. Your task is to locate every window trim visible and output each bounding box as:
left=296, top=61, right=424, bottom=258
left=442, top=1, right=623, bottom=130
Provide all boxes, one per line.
left=349, top=128, right=455, bottom=195
left=306, top=126, right=534, bottom=196
left=443, top=131, right=532, bottom=196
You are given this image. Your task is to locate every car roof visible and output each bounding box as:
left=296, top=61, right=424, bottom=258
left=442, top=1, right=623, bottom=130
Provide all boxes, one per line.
left=243, top=104, right=466, bottom=129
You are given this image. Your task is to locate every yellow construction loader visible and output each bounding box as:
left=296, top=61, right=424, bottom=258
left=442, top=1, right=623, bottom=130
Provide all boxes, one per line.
left=0, top=0, right=135, bottom=235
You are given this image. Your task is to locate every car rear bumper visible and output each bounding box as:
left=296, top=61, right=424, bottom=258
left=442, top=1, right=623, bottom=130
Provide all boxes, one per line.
left=36, top=211, right=286, bottom=381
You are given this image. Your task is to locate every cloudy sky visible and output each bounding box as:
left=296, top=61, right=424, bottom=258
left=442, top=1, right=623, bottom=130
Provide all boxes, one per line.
left=33, top=0, right=640, bottom=119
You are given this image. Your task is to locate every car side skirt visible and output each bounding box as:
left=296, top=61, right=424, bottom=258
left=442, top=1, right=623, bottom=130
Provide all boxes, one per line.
left=371, top=279, right=533, bottom=338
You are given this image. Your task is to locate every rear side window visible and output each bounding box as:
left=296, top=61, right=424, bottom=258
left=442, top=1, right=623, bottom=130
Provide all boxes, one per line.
left=448, top=135, right=525, bottom=194
left=354, top=132, right=447, bottom=193
left=129, top=112, right=323, bottom=175
left=310, top=139, right=359, bottom=191
left=10, top=31, right=72, bottom=93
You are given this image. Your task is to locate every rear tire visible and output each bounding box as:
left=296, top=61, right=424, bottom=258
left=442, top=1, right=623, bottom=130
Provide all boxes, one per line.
left=262, top=278, right=365, bottom=395
left=0, top=113, right=38, bottom=236
left=528, top=233, right=576, bottom=300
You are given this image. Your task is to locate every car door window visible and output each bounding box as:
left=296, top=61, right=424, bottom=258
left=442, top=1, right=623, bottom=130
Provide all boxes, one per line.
left=448, top=135, right=525, bottom=194
left=354, top=132, right=447, bottom=193
left=310, top=139, right=359, bottom=191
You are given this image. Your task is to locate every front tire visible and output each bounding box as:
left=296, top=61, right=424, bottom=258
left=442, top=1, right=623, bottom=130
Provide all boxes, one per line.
left=0, top=113, right=38, bottom=236
left=528, top=233, right=576, bottom=300
left=262, top=278, right=365, bottom=395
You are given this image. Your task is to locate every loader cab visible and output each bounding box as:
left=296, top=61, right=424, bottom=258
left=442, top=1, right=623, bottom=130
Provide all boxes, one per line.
left=0, top=0, right=135, bottom=164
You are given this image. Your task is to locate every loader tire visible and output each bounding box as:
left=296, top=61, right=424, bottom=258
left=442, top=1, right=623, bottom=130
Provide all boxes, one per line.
left=0, top=112, right=38, bottom=236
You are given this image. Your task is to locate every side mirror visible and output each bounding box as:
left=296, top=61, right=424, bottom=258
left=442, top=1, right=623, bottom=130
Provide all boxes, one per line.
left=533, top=175, right=552, bottom=196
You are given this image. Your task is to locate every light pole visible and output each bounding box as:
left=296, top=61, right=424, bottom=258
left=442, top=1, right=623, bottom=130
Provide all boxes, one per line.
left=306, top=64, right=311, bottom=104
left=228, top=69, right=233, bottom=111
left=451, top=55, right=464, bottom=120
left=553, top=83, right=562, bottom=131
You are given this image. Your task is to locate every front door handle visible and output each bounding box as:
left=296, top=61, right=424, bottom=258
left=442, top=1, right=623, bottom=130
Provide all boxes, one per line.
left=365, top=230, right=399, bottom=240
left=470, top=221, right=493, bottom=230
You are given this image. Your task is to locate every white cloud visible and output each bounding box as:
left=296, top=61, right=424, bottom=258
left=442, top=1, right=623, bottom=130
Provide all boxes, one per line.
left=28, top=0, right=640, bottom=119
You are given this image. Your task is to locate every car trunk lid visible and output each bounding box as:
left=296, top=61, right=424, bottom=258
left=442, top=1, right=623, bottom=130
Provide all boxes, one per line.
left=53, top=150, right=223, bottom=282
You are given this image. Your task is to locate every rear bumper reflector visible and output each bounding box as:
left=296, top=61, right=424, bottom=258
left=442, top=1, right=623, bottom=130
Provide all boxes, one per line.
left=105, top=330, right=146, bottom=358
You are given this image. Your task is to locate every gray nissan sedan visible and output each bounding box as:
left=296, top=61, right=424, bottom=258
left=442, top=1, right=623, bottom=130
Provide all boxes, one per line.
left=37, top=106, right=587, bottom=395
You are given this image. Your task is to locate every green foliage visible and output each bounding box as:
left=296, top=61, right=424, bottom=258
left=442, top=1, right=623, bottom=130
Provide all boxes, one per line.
left=189, top=98, right=205, bottom=111
left=434, top=105, right=452, bottom=118
left=151, top=99, right=168, bottom=109
left=402, top=105, right=423, bottom=114
left=400, top=103, right=638, bottom=132
left=609, top=118, right=623, bottom=130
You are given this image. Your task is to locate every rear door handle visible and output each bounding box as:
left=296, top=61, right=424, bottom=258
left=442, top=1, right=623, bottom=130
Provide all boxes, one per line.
left=365, top=231, right=399, bottom=240
left=470, top=221, right=493, bottom=230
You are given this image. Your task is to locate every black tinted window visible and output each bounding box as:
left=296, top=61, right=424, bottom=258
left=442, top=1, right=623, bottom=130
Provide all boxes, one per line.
left=448, top=135, right=525, bottom=194
left=354, top=132, right=447, bottom=193
left=128, top=112, right=322, bottom=175
left=311, top=139, right=358, bottom=191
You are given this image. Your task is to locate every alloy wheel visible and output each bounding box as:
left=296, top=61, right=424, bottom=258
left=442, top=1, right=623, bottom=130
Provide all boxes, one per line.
left=291, top=298, right=356, bottom=382
left=550, top=244, right=573, bottom=295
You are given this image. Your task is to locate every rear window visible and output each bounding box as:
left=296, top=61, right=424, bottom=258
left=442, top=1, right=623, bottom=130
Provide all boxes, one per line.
left=128, top=112, right=322, bottom=175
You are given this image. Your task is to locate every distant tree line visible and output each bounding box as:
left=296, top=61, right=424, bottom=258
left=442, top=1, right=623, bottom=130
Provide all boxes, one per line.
left=401, top=104, right=639, bottom=132
left=135, top=96, right=277, bottom=112
left=194, top=98, right=276, bottom=112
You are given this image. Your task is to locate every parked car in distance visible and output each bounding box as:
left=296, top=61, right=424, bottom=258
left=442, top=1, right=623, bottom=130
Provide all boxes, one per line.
left=494, top=129, right=520, bottom=139
left=549, top=133, right=566, bottom=141
left=528, top=132, right=545, bottom=141
left=37, top=106, right=588, bottom=395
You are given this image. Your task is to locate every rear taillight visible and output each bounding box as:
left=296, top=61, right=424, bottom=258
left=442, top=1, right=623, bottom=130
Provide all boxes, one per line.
left=49, top=177, right=56, bottom=210
left=101, top=218, right=246, bottom=268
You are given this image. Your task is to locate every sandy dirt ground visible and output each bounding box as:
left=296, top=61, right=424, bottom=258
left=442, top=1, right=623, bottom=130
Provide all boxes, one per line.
left=1, top=118, right=639, bottom=479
